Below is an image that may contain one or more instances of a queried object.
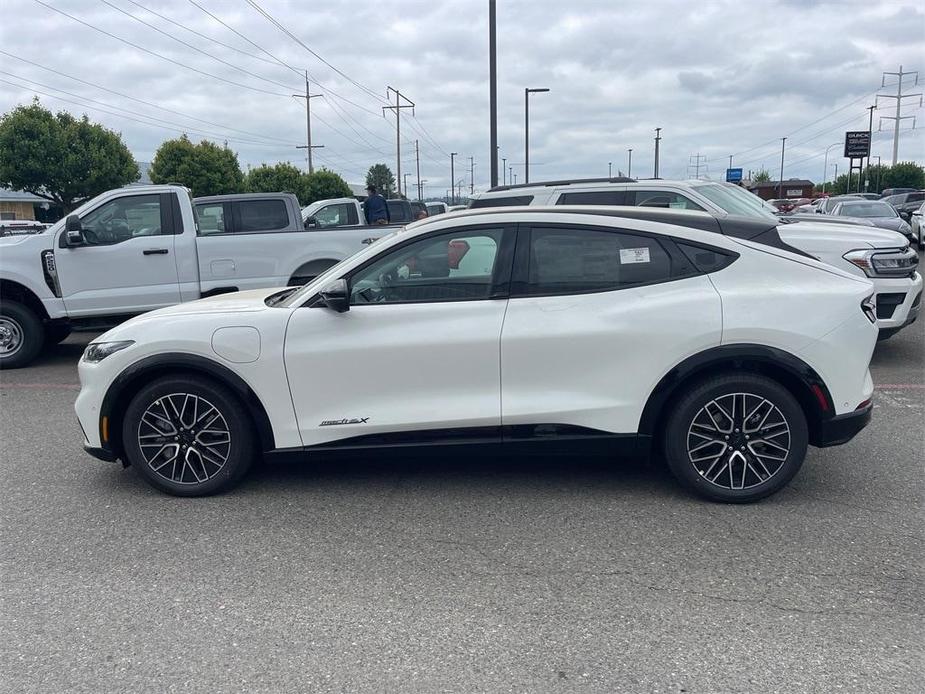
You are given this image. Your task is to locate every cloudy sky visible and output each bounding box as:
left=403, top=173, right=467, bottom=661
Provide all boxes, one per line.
left=1, top=0, right=922, bottom=196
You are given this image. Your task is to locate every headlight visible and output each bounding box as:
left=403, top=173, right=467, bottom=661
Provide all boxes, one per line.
left=82, top=340, right=135, bottom=363
left=843, top=247, right=919, bottom=277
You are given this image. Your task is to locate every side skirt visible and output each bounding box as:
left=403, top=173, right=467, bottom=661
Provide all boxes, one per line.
left=264, top=424, right=651, bottom=463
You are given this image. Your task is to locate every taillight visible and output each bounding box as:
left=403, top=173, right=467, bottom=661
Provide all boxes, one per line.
left=810, top=384, right=830, bottom=412
left=447, top=240, right=470, bottom=269
left=856, top=398, right=872, bottom=410
left=861, top=294, right=876, bottom=324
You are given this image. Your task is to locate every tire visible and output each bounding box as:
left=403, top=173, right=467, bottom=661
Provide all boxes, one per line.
left=121, top=375, right=256, bottom=496
left=44, top=324, right=72, bottom=346
left=663, top=373, right=808, bottom=503
left=0, top=301, right=45, bottom=369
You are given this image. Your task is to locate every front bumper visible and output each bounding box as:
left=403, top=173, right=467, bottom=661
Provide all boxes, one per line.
left=83, top=443, right=117, bottom=462
left=816, top=401, right=873, bottom=447
left=872, top=272, right=922, bottom=330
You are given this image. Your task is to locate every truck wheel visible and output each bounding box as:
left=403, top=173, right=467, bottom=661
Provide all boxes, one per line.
left=44, top=324, right=72, bottom=346
left=0, top=301, right=44, bottom=369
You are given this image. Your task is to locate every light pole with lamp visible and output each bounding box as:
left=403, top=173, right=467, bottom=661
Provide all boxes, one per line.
left=608, top=162, right=612, bottom=178
left=821, top=142, right=841, bottom=194
left=627, top=148, right=633, bottom=178
left=524, top=87, right=549, bottom=184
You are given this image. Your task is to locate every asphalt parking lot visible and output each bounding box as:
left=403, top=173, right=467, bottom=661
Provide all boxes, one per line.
left=1, top=318, right=922, bottom=693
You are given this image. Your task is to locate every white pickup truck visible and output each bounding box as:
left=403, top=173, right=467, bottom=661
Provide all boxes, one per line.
left=302, top=196, right=416, bottom=228
left=0, top=185, right=391, bottom=368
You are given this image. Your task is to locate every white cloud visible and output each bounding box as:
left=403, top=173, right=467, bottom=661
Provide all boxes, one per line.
left=0, top=0, right=921, bottom=193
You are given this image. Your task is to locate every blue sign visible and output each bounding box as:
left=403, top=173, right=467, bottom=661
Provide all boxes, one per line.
left=726, top=168, right=743, bottom=183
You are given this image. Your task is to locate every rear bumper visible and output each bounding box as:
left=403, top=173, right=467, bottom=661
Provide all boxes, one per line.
left=815, top=401, right=872, bottom=447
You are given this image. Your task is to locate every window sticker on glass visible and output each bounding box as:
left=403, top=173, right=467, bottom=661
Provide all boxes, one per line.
left=620, top=247, right=651, bottom=264
left=669, top=202, right=687, bottom=209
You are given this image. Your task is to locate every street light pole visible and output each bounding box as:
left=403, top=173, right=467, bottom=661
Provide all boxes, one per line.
left=450, top=152, right=457, bottom=204
left=627, top=148, right=633, bottom=178
left=489, top=0, right=498, bottom=188
left=608, top=162, right=612, bottom=178
left=821, top=142, right=841, bottom=194
left=778, top=137, right=786, bottom=200
left=502, top=157, right=507, bottom=185
left=653, top=128, right=661, bottom=178
left=524, top=87, right=549, bottom=184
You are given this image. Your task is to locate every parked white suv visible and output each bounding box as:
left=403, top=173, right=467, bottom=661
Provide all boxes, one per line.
left=76, top=208, right=877, bottom=503
left=470, top=179, right=922, bottom=339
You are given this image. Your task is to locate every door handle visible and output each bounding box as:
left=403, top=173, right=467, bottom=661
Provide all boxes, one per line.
left=143, top=248, right=169, bottom=255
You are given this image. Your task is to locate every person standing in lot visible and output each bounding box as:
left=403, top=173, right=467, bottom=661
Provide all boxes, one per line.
left=363, top=185, right=390, bottom=225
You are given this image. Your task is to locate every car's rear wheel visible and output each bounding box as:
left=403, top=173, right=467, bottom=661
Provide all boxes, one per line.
left=663, top=373, right=808, bottom=503
left=122, top=375, right=255, bottom=496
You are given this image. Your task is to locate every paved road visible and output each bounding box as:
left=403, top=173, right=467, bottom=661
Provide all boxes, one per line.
left=1, top=317, right=922, bottom=693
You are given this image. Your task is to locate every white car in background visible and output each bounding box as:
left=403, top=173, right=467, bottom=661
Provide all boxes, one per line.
left=909, top=201, right=925, bottom=250
left=76, top=208, right=877, bottom=503
left=469, top=178, right=922, bottom=339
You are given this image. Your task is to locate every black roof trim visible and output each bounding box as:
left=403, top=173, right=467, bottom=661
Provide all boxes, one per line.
left=488, top=177, right=636, bottom=193
left=443, top=206, right=814, bottom=258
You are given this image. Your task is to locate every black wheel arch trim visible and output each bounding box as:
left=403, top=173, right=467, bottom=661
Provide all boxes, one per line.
left=638, top=343, right=835, bottom=447
left=99, top=353, right=275, bottom=459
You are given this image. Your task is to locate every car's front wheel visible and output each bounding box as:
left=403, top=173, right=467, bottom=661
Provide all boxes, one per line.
left=664, top=373, right=808, bottom=503
left=122, top=375, right=255, bottom=496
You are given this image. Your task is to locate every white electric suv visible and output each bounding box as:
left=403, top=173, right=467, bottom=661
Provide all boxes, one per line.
left=76, top=208, right=878, bottom=503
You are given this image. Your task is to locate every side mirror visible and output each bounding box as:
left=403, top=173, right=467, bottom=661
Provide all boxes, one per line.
left=899, top=211, right=911, bottom=221
left=62, top=215, right=83, bottom=247
left=304, top=216, right=317, bottom=229
left=319, top=278, right=349, bottom=313
left=912, top=210, right=922, bottom=217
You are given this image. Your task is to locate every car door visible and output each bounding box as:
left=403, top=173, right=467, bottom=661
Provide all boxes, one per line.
left=54, top=192, right=181, bottom=317
left=500, top=223, right=723, bottom=435
left=284, top=224, right=515, bottom=447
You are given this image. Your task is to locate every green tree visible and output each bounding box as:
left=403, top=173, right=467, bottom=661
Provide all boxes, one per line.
left=303, top=168, right=353, bottom=204
left=879, top=161, right=924, bottom=193
left=149, top=135, right=244, bottom=197
left=246, top=162, right=306, bottom=203
left=752, top=168, right=771, bottom=184
left=365, top=163, right=395, bottom=197
left=0, top=100, right=138, bottom=211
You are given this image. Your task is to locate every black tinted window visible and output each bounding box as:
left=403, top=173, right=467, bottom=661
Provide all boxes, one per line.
left=387, top=200, right=412, bottom=223
left=523, top=227, right=672, bottom=295
left=470, top=195, right=533, bottom=208
left=908, top=192, right=924, bottom=203
left=676, top=242, right=736, bottom=273
left=556, top=191, right=626, bottom=205
left=237, top=200, right=289, bottom=232
left=630, top=191, right=705, bottom=210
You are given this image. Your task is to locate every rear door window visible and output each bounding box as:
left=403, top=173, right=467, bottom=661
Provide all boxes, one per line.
left=630, top=191, right=705, bottom=210
left=516, top=226, right=673, bottom=296
left=195, top=202, right=228, bottom=235
left=236, top=199, right=290, bottom=232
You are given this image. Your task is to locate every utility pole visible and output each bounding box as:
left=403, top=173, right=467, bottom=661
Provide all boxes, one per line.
left=403, top=173, right=410, bottom=197
left=524, top=87, right=549, bottom=184
left=382, top=86, right=415, bottom=196
left=878, top=66, right=921, bottom=166
left=469, top=157, right=475, bottom=195
left=415, top=139, right=421, bottom=201
left=862, top=104, right=876, bottom=190
left=450, top=152, right=457, bottom=204
left=489, top=0, right=499, bottom=188
left=627, top=148, right=633, bottom=178
left=778, top=138, right=786, bottom=200
left=689, top=153, right=707, bottom=179
left=293, top=71, right=323, bottom=173
left=509, top=165, right=513, bottom=186
left=502, top=157, right=507, bottom=185
left=653, top=128, right=662, bottom=178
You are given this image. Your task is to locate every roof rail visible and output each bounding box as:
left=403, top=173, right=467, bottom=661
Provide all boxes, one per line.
left=487, top=176, right=637, bottom=193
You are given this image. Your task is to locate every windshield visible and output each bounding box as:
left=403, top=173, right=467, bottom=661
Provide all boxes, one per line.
left=279, top=229, right=404, bottom=307
left=693, top=183, right=779, bottom=221
left=835, top=201, right=897, bottom=218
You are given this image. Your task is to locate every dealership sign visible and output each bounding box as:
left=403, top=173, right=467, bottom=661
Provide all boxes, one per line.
left=844, top=131, right=871, bottom=158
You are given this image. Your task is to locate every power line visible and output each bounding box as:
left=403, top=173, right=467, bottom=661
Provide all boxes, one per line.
left=33, top=0, right=293, bottom=98
left=0, top=50, right=294, bottom=145
left=97, top=0, right=301, bottom=93
left=244, top=0, right=387, bottom=104
left=184, top=0, right=302, bottom=77
left=0, top=76, right=293, bottom=149
left=123, top=0, right=297, bottom=76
